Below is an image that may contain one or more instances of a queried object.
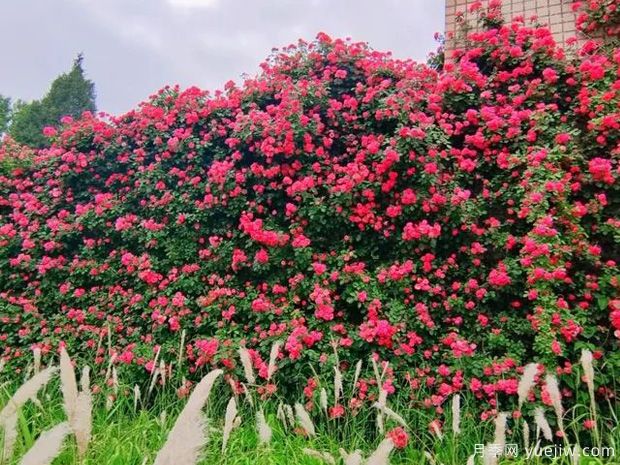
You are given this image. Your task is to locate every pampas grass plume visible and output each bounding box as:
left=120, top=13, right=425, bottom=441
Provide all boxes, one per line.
left=517, top=363, right=538, bottom=409
left=153, top=369, right=222, bottom=465
left=19, top=422, right=70, bottom=465
left=294, top=403, right=316, bottom=437
left=544, top=374, right=564, bottom=433
left=256, top=409, right=272, bottom=445
left=302, top=448, right=335, bottom=465
left=339, top=448, right=363, bottom=465
left=366, top=438, right=394, bottom=465
left=333, top=365, right=343, bottom=406
left=452, top=394, right=461, bottom=435
left=534, top=407, right=553, bottom=441
left=59, top=348, right=78, bottom=424
left=222, top=396, right=238, bottom=452
left=267, top=341, right=281, bottom=381
left=238, top=347, right=255, bottom=385
left=2, top=412, right=18, bottom=461
left=32, top=348, right=41, bottom=375
left=320, top=388, right=328, bottom=412
left=0, top=366, right=57, bottom=424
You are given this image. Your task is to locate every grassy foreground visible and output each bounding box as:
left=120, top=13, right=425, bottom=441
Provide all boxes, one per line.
left=1, top=353, right=620, bottom=465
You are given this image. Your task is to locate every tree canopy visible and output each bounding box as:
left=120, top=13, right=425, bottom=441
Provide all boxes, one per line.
left=8, top=54, right=96, bottom=147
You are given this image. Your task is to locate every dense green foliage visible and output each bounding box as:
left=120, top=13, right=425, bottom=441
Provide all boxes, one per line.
left=7, top=55, right=96, bottom=147
left=0, top=96, right=10, bottom=136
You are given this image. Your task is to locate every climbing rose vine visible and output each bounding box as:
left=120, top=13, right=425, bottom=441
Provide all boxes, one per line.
left=0, top=6, right=619, bottom=418
left=574, top=0, right=620, bottom=37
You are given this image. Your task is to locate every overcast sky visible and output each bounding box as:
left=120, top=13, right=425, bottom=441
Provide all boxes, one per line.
left=0, top=0, right=444, bottom=115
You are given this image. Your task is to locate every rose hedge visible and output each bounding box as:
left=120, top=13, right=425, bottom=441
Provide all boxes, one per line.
left=0, top=8, right=619, bottom=416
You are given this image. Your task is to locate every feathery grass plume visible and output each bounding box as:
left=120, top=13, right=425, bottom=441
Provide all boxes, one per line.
left=371, top=356, right=381, bottom=385
left=517, top=363, right=538, bottom=410
left=372, top=356, right=386, bottom=434
left=222, top=396, right=238, bottom=452
left=544, top=374, right=564, bottom=434
left=23, top=367, right=33, bottom=384
left=147, top=348, right=161, bottom=395
left=424, top=451, right=436, bottom=465
left=372, top=403, right=408, bottom=429
left=523, top=420, right=530, bottom=450
left=59, top=354, right=91, bottom=459
left=580, top=349, right=599, bottom=441
left=238, top=346, right=255, bottom=385
left=339, top=448, right=363, bottom=465
left=375, top=388, right=387, bottom=434
left=572, top=444, right=580, bottom=465
left=276, top=403, right=288, bottom=430
left=333, top=365, right=343, bottom=406
left=493, top=412, right=507, bottom=449
left=148, top=368, right=160, bottom=396
left=0, top=359, right=4, bottom=373
left=32, top=348, right=41, bottom=375
left=74, top=367, right=93, bottom=458
left=366, top=438, right=394, bottom=465
left=159, top=360, right=167, bottom=387
left=111, top=367, right=119, bottom=395
left=534, top=407, right=553, bottom=441
left=256, top=410, right=272, bottom=445
left=0, top=366, right=58, bottom=424
left=133, top=385, right=141, bottom=412
left=60, top=348, right=78, bottom=424
left=580, top=349, right=595, bottom=396
left=80, top=366, right=90, bottom=393
left=267, top=340, right=282, bottom=381
left=73, top=390, right=92, bottom=458
left=153, top=369, right=222, bottom=465
left=240, top=383, right=254, bottom=407
left=303, top=449, right=336, bottom=465
left=380, top=361, right=389, bottom=381
left=351, top=360, right=362, bottom=396
left=105, top=396, right=114, bottom=412
left=320, top=388, right=328, bottom=413
left=177, top=329, right=186, bottom=368
left=18, top=422, right=70, bottom=465
left=2, top=412, right=18, bottom=461
left=294, top=403, right=316, bottom=437
left=284, top=404, right=295, bottom=428
left=452, top=394, right=461, bottom=435
left=466, top=454, right=475, bottom=465
left=104, top=353, right=116, bottom=384
left=482, top=444, right=498, bottom=465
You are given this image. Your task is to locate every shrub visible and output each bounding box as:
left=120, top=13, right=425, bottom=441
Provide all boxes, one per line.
left=0, top=6, right=618, bottom=418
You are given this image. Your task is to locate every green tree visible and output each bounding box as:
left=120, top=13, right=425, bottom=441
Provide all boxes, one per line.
left=9, top=100, right=49, bottom=147
left=0, top=95, right=10, bottom=135
left=9, top=54, right=96, bottom=147
left=45, top=53, right=96, bottom=120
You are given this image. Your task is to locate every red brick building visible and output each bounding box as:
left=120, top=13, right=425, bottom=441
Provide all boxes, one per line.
left=445, top=0, right=582, bottom=50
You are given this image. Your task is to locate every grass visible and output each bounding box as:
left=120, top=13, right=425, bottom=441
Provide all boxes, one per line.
left=1, top=354, right=620, bottom=464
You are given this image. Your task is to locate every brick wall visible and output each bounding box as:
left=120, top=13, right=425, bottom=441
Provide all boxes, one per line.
left=445, top=0, right=582, bottom=51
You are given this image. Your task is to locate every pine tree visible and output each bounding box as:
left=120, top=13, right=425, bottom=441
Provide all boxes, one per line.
left=45, top=53, right=96, bottom=120
left=9, top=54, right=96, bottom=147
